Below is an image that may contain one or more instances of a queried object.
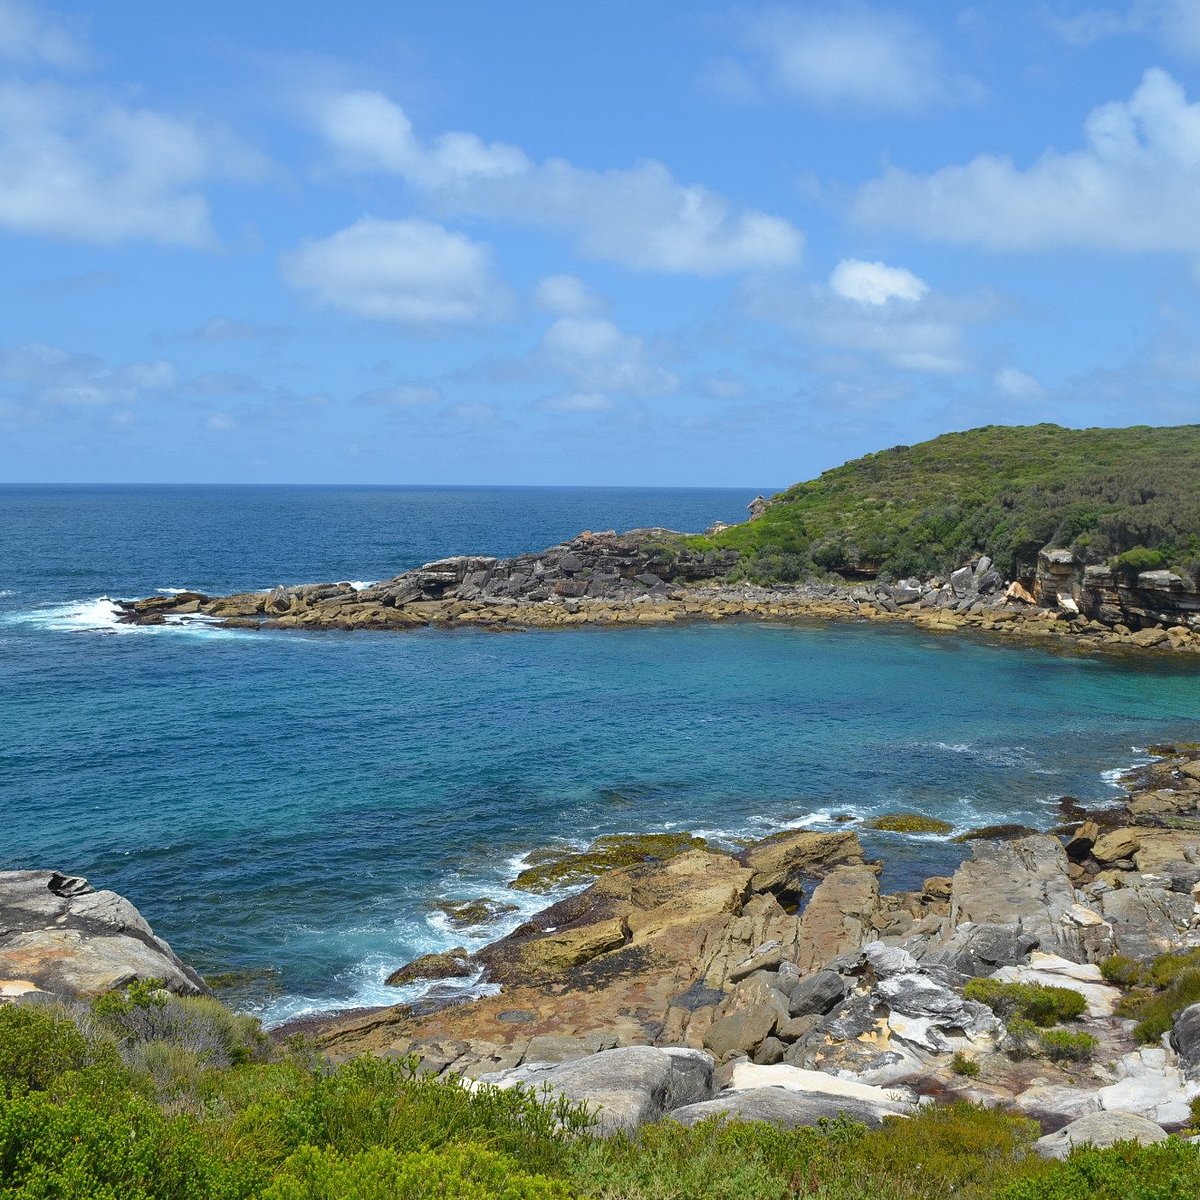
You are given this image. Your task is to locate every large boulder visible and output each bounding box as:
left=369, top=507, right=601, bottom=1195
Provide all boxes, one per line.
left=949, top=836, right=1103, bottom=962
left=1099, top=886, right=1194, bottom=962
left=1034, top=1111, right=1167, bottom=1160
left=477, top=1046, right=715, bottom=1134
left=921, top=921, right=1038, bottom=979
left=793, top=866, right=881, bottom=974
left=0, top=870, right=207, bottom=999
left=737, top=830, right=864, bottom=896
left=1171, top=1003, right=1200, bottom=1081
left=670, top=1064, right=916, bottom=1130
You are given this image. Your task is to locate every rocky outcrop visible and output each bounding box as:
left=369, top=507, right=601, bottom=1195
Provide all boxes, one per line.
left=1034, top=1111, right=1168, bottom=1159
left=0, top=870, right=207, bottom=999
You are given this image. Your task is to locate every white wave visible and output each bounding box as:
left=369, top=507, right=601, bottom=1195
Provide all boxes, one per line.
left=0, top=589, right=15, bottom=598
left=345, top=580, right=377, bottom=591
left=1, top=596, right=132, bottom=634
left=156, top=586, right=197, bottom=595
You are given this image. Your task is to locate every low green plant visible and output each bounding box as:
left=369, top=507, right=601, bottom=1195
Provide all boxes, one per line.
left=1099, top=954, right=1145, bottom=986
left=1038, top=1029, right=1097, bottom=1062
left=1000, top=1138, right=1200, bottom=1199
left=1111, top=547, right=1169, bottom=579
left=951, top=1051, right=981, bottom=1077
left=261, top=1144, right=569, bottom=1200
left=1003, top=1016, right=1041, bottom=1060
left=964, top=978, right=1087, bottom=1026
left=1129, top=972, right=1200, bottom=1044
left=0, top=1003, right=119, bottom=1097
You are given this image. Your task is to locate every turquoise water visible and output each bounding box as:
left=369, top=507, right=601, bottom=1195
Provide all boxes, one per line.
left=2, top=485, right=1199, bottom=1024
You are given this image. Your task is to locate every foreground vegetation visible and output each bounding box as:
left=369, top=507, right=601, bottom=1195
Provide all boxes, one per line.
left=689, top=424, right=1200, bottom=582
left=2, top=985, right=1199, bottom=1199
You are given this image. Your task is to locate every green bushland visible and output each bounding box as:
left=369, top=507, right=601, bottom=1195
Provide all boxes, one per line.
left=684, top=423, right=1200, bottom=582
left=951, top=1051, right=981, bottom=1077
left=964, top=978, right=1088, bottom=1026
left=2, top=989, right=1199, bottom=1198
left=1038, top=1029, right=1098, bottom=1062
left=866, top=813, right=954, bottom=835
left=510, top=832, right=712, bottom=893
left=1104, top=948, right=1200, bottom=1043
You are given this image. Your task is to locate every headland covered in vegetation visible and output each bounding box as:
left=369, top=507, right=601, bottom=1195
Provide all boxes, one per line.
left=117, top=424, right=1200, bottom=656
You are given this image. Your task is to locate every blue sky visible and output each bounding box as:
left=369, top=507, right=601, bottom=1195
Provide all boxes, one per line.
left=2, top=0, right=1200, bottom=485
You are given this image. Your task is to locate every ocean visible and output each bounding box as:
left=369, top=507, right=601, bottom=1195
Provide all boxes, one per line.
left=3, top=483, right=1199, bottom=1025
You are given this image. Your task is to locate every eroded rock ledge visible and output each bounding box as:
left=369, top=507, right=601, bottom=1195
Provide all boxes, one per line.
left=116, top=530, right=1200, bottom=654
left=309, top=745, right=1200, bottom=1138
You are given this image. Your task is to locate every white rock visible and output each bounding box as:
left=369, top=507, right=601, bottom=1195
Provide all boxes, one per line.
left=1097, top=1047, right=1200, bottom=1126
left=991, top=951, right=1121, bottom=1018
left=727, top=1062, right=918, bottom=1111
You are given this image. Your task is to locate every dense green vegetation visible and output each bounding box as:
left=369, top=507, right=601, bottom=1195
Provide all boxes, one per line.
left=689, top=424, right=1200, bottom=582
left=1105, top=948, right=1200, bottom=1043
left=2, top=988, right=1199, bottom=1198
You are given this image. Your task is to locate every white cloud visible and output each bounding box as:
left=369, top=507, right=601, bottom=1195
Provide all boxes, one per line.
left=205, top=412, right=237, bottom=432
left=536, top=391, right=615, bottom=413
left=993, top=366, right=1043, bottom=399
left=829, top=258, right=929, bottom=305
left=354, top=383, right=442, bottom=406
left=186, top=316, right=279, bottom=342
left=0, top=0, right=85, bottom=67
left=853, top=68, right=1200, bottom=253
left=539, top=316, right=679, bottom=396
left=312, top=90, right=802, bottom=275
left=731, top=5, right=973, bottom=114
left=0, top=342, right=176, bottom=415
left=1051, top=1, right=1200, bottom=59
left=0, top=79, right=263, bottom=246
left=281, top=216, right=511, bottom=327
left=742, top=273, right=977, bottom=373
left=533, top=273, right=607, bottom=316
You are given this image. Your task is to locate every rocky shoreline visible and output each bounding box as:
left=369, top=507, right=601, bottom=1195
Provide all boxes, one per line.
left=115, top=529, right=1200, bottom=656
left=8, top=744, right=1200, bottom=1153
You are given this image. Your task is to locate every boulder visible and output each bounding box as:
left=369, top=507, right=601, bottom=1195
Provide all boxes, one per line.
left=1099, top=886, right=1194, bottom=962
left=1097, top=1047, right=1200, bottom=1126
left=0, top=870, right=207, bottom=999
left=793, top=865, right=880, bottom=974
left=478, top=1046, right=715, bottom=1134
left=1092, top=828, right=1141, bottom=865
left=1034, top=1111, right=1168, bottom=1160
left=703, top=1004, right=778, bottom=1060
left=921, top=921, right=1038, bottom=979
left=949, top=836, right=1094, bottom=962
left=386, top=948, right=474, bottom=988
left=737, top=830, right=864, bottom=897
left=669, top=1085, right=899, bottom=1130
left=1171, top=1003, right=1200, bottom=1081
left=788, top=968, right=846, bottom=1017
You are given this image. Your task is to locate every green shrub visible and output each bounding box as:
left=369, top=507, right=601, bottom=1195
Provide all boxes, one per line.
left=951, top=1051, right=981, bottom=1077
left=92, top=985, right=271, bottom=1068
left=1003, top=1017, right=1041, bottom=1060
left=0, top=1003, right=118, bottom=1097
left=1111, top=547, right=1169, bottom=579
left=1099, top=955, right=1145, bottom=986
left=1000, top=1138, right=1200, bottom=1199
left=261, top=1144, right=569, bottom=1200
left=0, top=1088, right=251, bottom=1199
left=1145, top=948, right=1200, bottom=989
left=1038, top=1029, right=1097, bottom=1062
left=1129, top=971, right=1200, bottom=1044
left=964, top=978, right=1087, bottom=1026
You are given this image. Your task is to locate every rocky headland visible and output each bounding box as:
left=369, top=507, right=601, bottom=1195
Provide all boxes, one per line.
left=11, top=743, right=1200, bottom=1153
left=115, top=529, right=1200, bottom=656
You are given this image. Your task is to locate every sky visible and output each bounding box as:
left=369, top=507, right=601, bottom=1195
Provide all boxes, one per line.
left=2, top=1, right=1200, bottom=486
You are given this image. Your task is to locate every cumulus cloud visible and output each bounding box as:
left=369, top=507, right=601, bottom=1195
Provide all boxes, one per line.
left=533, top=273, right=607, bottom=316
left=853, top=68, right=1200, bottom=253
left=0, top=342, right=176, bottom=418
left=0, top=79, right=263, bottom=246
left=0, top=0, right=85, bottom=67
left=538, top=316, right=679, bottom=397
left=312, top=89, right=802, bottom=275
left=993, top=367, right=1043, bottom=399
left=742, top=272, right=979, bottom=373
left=829, top=258, right=928, bottom=305
left=280, top=216, right=511, bottom=328
left=722, top=5, right=974, bottom=114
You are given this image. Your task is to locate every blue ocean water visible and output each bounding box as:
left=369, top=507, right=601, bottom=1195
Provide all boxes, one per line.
left=2, top=484, right=1200, bottom=1025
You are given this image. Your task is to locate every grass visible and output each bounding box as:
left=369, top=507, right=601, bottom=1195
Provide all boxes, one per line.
left=681, top=423, right=1200, bottom=582
left=2, top=989, right=1199, bottom=1198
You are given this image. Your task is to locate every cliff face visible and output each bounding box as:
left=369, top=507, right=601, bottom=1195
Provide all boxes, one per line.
left=1035, top=549, right=1200, bottom=632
